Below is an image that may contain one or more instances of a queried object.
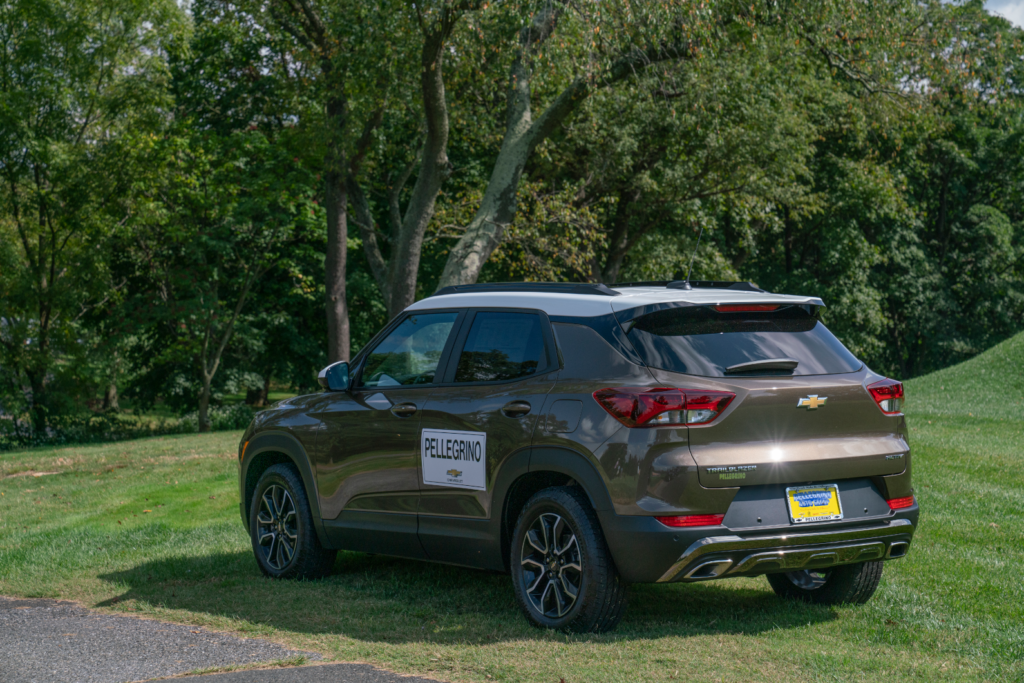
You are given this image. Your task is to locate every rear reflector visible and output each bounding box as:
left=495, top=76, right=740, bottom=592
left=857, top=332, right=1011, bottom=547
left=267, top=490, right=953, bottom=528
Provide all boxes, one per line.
left=713, top=304, right=780, bottom=312
left=886, top=496, right=915, bottom=510
left=656, top=514, right=726, bottom=528
left=867, top=378, right=905, bottom=415
left=593, top=387, right=735, bottom=427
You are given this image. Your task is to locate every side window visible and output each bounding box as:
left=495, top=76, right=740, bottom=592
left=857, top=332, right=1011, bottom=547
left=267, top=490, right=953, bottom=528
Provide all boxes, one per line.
left=360, top=312, right=458, bottom=388
left=454, top=311, right=546, bottom=383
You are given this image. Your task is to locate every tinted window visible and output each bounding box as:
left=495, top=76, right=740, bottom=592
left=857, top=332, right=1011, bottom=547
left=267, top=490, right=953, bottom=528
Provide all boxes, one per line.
left=360, top=313, right=458, bottom=387
left=627, top=306, right=861, bottom=377
left=454, top=312, right=545, bottom=383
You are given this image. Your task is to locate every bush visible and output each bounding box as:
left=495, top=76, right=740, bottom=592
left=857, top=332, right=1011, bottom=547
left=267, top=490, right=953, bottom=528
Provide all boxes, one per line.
left=0, top=403, right=258, bottom=452
left=178, top=403, right=257, bottom=432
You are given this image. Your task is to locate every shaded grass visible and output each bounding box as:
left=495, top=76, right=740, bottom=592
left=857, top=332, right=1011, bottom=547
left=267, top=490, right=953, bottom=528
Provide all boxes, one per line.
left=1, top=345, right=1023, bottom=681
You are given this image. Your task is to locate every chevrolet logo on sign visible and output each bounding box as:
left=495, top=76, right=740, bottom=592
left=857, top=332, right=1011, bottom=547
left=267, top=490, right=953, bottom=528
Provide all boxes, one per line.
left=447, top=469, right=462, bottom=478
left=797, top=395, right=827, bottom=409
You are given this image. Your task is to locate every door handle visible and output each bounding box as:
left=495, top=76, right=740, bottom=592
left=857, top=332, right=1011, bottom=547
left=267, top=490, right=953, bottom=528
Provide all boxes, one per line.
left=501, top=401, right=532, bottom=418
left=391, top=403, right=417, bottom=418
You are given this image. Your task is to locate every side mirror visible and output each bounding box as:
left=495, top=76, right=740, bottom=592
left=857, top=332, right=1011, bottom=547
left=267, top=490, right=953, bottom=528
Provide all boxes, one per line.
left=317, top=361, right=350, bottom=391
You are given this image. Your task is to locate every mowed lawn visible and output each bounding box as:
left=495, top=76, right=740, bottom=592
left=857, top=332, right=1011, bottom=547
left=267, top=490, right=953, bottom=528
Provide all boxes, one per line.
left=1, top=338, right=1022, bottom=682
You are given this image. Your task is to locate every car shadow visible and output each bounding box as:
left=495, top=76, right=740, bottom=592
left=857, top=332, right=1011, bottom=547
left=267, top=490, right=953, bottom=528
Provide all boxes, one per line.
left=97, top=550, right=836, bottom=644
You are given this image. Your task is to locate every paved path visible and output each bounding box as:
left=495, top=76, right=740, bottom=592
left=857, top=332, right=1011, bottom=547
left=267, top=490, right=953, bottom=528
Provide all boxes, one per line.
left=0, top=597, right=439, bottom=683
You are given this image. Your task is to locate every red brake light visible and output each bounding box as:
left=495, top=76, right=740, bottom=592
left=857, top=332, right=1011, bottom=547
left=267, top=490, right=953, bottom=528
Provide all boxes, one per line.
left=593, top=387, right=735, bottom=427
left=867, top=378, right=904, bottom=415
left=656, top=514, right=725, bottom=528
left=713, top=304, right=780, bottom=312
left=886, top=496, right=915, bottom=510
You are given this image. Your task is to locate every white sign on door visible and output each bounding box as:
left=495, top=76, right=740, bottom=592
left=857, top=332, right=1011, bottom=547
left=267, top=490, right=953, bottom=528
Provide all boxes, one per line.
left=421, top=429, right=487, bottom=491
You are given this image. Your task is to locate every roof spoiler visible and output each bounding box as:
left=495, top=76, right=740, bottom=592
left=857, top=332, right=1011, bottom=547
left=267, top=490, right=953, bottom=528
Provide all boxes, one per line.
left=611, top=280, right=766, bottom=293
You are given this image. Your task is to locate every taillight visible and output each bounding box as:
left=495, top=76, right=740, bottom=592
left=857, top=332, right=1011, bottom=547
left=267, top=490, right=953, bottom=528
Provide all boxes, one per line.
left=656, top=514, right=725, bottom=527
left=886, top=496, right=915, bottom=510
left=593, top=387, right=735, bottom=427
left=713, top=304, right=780, bottom=312
left=867, top=378, right=904, bottom=415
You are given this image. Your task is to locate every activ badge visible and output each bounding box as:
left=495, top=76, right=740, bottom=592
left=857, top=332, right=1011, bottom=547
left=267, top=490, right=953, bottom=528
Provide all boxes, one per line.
left=421, top=429, right=487, bottom=491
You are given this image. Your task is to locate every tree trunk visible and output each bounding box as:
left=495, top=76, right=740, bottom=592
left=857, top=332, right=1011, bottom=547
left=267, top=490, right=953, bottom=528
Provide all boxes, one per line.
left=324, top=90, right=351, bottom=363
left=325, top=169, right=349, bottom=363
left=783, top=219, right=794, bottom=273
left=245, top=373, right=271, bottom=407
left=383, top=29, right=453, bottom=315
left=102, top=383, right=119, bottom=411
left=598, top=190, right=638, bottom=283
left=198, top=374, right=212, bottom=433
left=26, top=368, right=47, bottom=432
left=194, top=275, right=257, bottom=433
left=351, top=16, right=463, bottom=319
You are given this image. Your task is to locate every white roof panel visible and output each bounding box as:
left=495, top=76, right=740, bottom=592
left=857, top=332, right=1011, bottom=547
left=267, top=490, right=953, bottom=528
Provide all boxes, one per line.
left=405, top=291, right=617, bottom=317
left=406, top=286, right=825, bottom=318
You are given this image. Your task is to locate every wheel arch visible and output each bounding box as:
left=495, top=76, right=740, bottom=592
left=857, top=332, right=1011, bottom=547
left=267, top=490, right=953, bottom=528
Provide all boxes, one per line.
left=496, top=446, right=615, bottom=571
left=241, top=431, right=329, bottom=547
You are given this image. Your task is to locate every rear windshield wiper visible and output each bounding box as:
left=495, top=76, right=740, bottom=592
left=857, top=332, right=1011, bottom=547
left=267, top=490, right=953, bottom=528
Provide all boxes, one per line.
left=725, top=358, right=799, bottom=373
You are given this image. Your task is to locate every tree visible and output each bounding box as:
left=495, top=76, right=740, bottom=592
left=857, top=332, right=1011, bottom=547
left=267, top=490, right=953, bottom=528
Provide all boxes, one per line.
left=434, top=0, right=938, bottom=289
left=122, top=131, right=319, bottom=431
left=348, top=1, right=487, bottom=319
left=0, top=0, right=184, bottom=428
left=256, top=0, right=417, bottom=360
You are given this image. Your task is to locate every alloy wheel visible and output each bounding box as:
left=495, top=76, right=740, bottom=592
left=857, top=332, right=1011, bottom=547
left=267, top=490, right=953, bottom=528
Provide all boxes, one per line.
left=256, top=484, right=298, bottom=570
left=520, top=512, right=583, bottom=618
left=785, top=569, right=830, bottom=590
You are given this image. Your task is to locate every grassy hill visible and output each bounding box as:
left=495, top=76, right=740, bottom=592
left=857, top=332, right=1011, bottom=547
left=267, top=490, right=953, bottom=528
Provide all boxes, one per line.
left=905, top=331, right=1024, bottom=421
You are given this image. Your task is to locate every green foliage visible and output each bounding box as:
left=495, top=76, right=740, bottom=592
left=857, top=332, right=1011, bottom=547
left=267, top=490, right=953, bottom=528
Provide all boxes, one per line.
left=0, top=0, right=187, bottom=428
left=117, top=128, right=321, bottom=413
left=1, top=0, right=1022, bottom=446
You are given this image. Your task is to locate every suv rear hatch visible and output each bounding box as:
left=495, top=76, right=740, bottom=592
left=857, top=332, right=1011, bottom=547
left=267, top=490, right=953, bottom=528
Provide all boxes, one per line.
left=622, top=303, right=908, bottom=487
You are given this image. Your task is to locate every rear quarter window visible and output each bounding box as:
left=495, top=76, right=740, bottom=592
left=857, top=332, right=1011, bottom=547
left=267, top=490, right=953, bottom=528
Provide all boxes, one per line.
left=626, top=305, right=861, bottom=377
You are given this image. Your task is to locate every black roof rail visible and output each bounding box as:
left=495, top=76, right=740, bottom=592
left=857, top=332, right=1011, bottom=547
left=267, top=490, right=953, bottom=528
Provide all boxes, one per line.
left=611, top=280, right=767, bottom=293
left=432, top=282, right=622, bottom=298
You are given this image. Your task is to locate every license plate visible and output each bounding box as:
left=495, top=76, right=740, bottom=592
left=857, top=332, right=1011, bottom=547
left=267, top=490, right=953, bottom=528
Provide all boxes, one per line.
left=786, top=484, right=843, bottom=524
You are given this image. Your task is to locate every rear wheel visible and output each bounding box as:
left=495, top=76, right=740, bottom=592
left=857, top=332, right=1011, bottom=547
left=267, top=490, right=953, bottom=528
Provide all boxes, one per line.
left=510, top=486, right=627, bottom=633
left=767, top=561, right=883, bottom=605
left=249, top=464, right=336, bottom=580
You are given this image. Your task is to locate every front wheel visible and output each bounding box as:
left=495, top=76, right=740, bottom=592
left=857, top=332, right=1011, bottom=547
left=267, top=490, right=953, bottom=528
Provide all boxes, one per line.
left=767, top=561, right=884, bottom=605
left=510, top=486, right=628, bottom=633
left=249, top=464, right=336, bottom=580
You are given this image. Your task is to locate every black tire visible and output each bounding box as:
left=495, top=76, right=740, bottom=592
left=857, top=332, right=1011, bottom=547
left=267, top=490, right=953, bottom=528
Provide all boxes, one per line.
left=510, top=486, right=628, bottom=633
left=767, top=561, right=884, bottom=605
left=249, top=464, right=336, bottom=580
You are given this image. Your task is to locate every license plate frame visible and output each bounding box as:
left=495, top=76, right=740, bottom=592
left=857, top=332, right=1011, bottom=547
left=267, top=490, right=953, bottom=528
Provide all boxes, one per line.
left=786, top=483, right=843, bottom=524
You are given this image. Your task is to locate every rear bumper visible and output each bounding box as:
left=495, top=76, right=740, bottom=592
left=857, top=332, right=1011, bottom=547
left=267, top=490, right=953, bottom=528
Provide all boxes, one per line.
left=657, top=517, right=915, bottom=582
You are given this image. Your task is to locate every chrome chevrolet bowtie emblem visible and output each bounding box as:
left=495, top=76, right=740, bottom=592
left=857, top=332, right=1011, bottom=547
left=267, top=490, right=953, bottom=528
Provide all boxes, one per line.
left=797, top=395, right=827, bottom=409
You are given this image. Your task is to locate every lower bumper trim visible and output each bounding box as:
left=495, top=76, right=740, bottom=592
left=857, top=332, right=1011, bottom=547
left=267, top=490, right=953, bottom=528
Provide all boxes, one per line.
left=657, top=518, right=914, bottom=583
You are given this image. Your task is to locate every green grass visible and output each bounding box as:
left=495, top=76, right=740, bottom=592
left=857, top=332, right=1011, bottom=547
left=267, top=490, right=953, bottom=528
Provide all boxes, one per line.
left=2, top=339, right=1023, bottom=682
left=903, top=331, right=1024, bottom=421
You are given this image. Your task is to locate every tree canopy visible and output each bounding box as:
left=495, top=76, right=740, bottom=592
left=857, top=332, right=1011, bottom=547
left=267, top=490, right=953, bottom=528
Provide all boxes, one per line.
left=1, top=0, right=1021, bottom=441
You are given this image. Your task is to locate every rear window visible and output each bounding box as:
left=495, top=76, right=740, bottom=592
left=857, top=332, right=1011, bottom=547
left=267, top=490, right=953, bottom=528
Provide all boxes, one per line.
left=626, top=305, right=861, bottom=377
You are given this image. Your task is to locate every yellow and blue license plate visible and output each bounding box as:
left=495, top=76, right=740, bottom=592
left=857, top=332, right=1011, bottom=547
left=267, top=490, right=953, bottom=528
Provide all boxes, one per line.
left=786, top=484, right=843, bottom=524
